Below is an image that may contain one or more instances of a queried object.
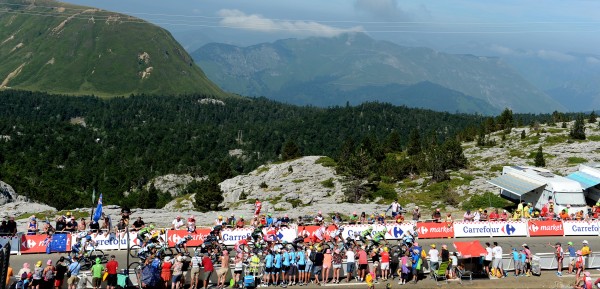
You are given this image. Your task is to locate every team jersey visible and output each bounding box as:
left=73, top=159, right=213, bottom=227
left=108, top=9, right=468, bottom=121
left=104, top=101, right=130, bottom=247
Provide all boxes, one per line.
left=314, top=227, right=326, bottom=239
left=274, top=254, right=282, bottom=268
left=297, top=251, right=305, bottom=265
left=265, top=254, right=274, bottom=268
left=361, top=228, right=373, bottom=237
left=283, top=252, right=290, bottom=266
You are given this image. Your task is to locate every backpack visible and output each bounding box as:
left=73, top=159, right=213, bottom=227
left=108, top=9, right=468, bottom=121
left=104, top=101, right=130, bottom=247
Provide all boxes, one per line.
left=309, top=251, right=316, bottom=263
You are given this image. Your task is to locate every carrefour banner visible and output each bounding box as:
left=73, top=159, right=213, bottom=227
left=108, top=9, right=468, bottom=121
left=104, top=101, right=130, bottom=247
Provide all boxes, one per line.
left=221, top=228, right=253, bottom=246
left=562, top=220, right=600, bottom=236
left=71, top=232, right=120, bottom=251
left=453, top=221, right=527, bottom=238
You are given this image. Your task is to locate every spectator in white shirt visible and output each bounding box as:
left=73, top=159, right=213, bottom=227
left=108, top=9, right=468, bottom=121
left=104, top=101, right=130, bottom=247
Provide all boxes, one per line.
left=171, top=216, right=185, bottom=230
left=484, top=242, right=493, bottom=276
left=492, top=242, right=504, bottom=277
left=429, top=244, right=440, bottom=272
left=345, top=248, right=356, bottom=283
left=463, top=210, right=474, bottom=221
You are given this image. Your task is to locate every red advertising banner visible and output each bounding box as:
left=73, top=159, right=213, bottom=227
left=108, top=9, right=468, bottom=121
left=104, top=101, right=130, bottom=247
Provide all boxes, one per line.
left=416, top=222, right=454, bottom=239
left=528, top=220, right=564, bottom=236
left=20, top=234, right=52, bottom=254
left=167, top=229, right=211, bottom=247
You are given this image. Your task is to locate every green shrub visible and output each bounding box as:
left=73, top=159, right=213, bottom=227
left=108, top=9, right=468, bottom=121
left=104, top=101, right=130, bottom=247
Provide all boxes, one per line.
left=292, top=179, right=305, bottom=183
left=371, top=182, right=397, bottom=201
left=259, top=182, right=268, bottom=189
left=462, top=192, right=511, bottom=211
left=315, top=156, right=337, bottom=167
left=567, top=157, right=587, bottom=164
left=321, top=178, right=335, bottom=188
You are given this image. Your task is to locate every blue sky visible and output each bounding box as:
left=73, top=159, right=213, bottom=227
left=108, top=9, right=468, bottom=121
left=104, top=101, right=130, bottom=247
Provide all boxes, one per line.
left=59, top=0, right=600, bottom=56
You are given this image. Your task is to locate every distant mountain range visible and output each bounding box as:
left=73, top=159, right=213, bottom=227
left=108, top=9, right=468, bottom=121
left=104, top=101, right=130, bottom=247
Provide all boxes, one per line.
left=0, top=0, right=224, bottom=97
left=193, top=33, right=565, bottom=114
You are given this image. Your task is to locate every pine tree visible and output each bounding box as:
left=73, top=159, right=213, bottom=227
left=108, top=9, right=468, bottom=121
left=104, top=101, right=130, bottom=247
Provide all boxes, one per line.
left=570, top=114, right=586, bottom=140
left=520, top=130, right=526, bottom=139
left=589, top=111, right=597, bottom=123
left=406, top=129, right=422, bottom=156
left=192, top=178, right=224, bottom=212
left=281, top=140, right=301, bottom=161
left=534, top=146, right=545, bottom=167
left=383, top=131, right=402, bottom=153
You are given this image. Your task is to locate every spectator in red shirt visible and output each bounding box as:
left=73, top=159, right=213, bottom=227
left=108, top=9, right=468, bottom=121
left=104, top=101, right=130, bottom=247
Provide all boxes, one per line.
left=201, top=253, right=214, bottom=289
left=489, top=209, right=499, bottom=221
left=105, top=255, right=118, bottom=289
left=357, top=247, right=368, bottom=282
left=500, top=210, right=509, bottom=221
left=380, top=247, right=390, bottom=280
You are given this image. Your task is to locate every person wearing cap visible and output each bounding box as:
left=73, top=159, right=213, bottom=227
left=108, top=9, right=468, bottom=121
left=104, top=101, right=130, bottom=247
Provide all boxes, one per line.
left=511, top=248, right=522, bottom=276
left=90, top=258, right=104, bottom=289
left=42, top=259, right=56, bottom=289
left=349, top=212, right=359, bottom=225
left=567, top=242, right=577, bottom=275
left=280, top=214, right=291, bottom=227
left=581, top=240, right=592, bottom=269
left=548, top=242, right=563, bottom=276
left=172, top=216, right=185, bottom=230
left=55, top=215, right=67, bottom=233
left=428, top=244, right=440, bottom=276
left=27, top=216, right=38, bottom=236
left=171, top=256, right=185, bottom=289
left=161, top=256, right=173, bottom=289
left=31, top=260, right=44, bottom=289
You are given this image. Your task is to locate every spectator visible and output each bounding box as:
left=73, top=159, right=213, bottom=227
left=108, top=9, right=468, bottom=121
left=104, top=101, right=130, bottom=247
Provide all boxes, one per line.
left=567, top=242, right=577, bottom=274
left=517, top=200, right=525, bottom=216
left=54, top=257, right=68, bottom=289
left=280, top=214, right=290, bottom=226
left=201, top=253, right=214, bottom=289
left=161, top=256, right=172, bottom=289
left=349, top=212, right=359, bottom=224
left=522, top=244, right=532, bottom=277
left=412, top=206, right=421, bottom=221
left=511, top=248, right=521, bottom=276
left=254, top=198, right=262, bottom=216
left=548, top=242, right=564, bottom=276
left=428, top=244, right=439, bottom=274
left=575, top=250, right=585, bottom=284
left=357, top=247, right=368, bottom=282
left=266, top=214, right=274, bottom=226
left=42, top=221, right=55, bottom=235
left=31, top=260, right=43, bottom=289
left=7, top=216, right=17, bottom=236
left=172, top=216, right=185, bottom=230
left=480, top=209, right=488, bottom=221
left=445, top=213, right=453, bottom=223
left=0, top=219, right=7, bottom=236
left=132, top=217, right=145, bottom=231
left=55, top=216, right=67, bottom=233
left=115, top=219, right=126, bottom=232
left=523, top=203, right=532, bottom=218
left=172, top=256, right=184, bottom=289
left=216, top=251, right=229, bottom=289
left=105, top=255, right=118, bottom=289
left=345, top=247, right=356, bottom=283
left=380, top=247, right=390, bottom=281
left=473, top=209, right=481, bottom=221
left=101, top=213, right=112, bottom=232
left=449, top=252, right=458, bottom=279
left=332, top=249, right=343, bottom=284
left=89, top=221, right=100, bottom=233
left=322, top=249, right=332, bottom=284
left=410, top=243, right=422, bottom=284
left=376, top=213, right=385, bottom=225
left=332, top=212, right=342, bottom=224
left=398, top=251, right=410, bottom=285
left=431, top=209, right=441, bottom=222
left=492, top=242, right=504, bottom=278
left=90, top=258, right=104, bottom=289
left=387, top=199, right=403, bottom=217
left=314, top=211, right=324, bottom=224
left=120, top=207, right=131, bottom=224
left=65, top=217, right=77, bottom=232
left=67, top=258, right=81, bottom=289
left=500, top=210, right=509, bottom=221
left=226, top=214, right=236, bottom=227
left=560, top=209, right=569, bottom=220
left=489, top=209, right=499, bottom=221
left=441, top=244, right=450, bottom=271
left=236, top=216, right=245, bottom=228
left=27, top=216, right=38, bottom=235
left=6, top=262, right=13, bottom=288
left=313, top=248, right=324, bottom=285
left=484, top=242, right=493, bottom=276
left=359, top=212, right=367, bottom=224
left=77, top=218, right=86, bottom=232
left=463, top=210, right=474, bottom=221
left=395, top=213, right=405, bottom=224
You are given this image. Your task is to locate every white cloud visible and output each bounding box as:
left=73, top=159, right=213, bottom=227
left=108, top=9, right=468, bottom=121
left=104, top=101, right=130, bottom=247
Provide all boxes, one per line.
left=489, top=44, right=515, bottom=55
left=536, top=50, right=576, bottom=62
left=217, top=9, right=363, bottom=37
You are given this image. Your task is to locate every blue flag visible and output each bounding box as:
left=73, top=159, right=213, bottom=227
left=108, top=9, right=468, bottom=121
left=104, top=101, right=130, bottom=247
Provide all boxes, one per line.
left=93, top=193, right=103, bottom=222
left=48, top=234, right=69, bottom=253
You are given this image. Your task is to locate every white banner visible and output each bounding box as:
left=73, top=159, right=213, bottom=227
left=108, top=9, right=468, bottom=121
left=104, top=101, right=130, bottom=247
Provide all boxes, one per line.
left=0, top=235, right=20, bottom=254
left=221, top=229, right=252, bottom=246
left=453, top=221, right=493, bottom=238
left=562, top=220, right=600, bottom=236
left=341, top=223, right=415, bottom=240
left=488, top=221, right=528, bottom=237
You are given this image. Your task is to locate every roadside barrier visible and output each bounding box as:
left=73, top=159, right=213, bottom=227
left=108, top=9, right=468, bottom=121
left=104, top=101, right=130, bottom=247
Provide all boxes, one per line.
left=5, top=219, right=600, bottom=255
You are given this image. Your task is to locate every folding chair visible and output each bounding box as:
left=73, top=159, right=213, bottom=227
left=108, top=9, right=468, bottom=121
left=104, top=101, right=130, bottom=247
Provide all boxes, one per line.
left=457, top=266, right=473, bottom=284
left=433, top=262, right=449, bottom=285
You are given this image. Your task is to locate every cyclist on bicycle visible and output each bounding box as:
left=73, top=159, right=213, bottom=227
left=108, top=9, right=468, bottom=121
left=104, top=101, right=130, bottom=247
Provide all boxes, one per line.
left=70, top=238, right=83, bottom=259
left=175, top=234, right=193, bottom=254
left=138, top=242, right=156, bottom=259
left=263, top=226, right=280, bottom=243
left=137, top=225, right=153, bottom=246
left=235, top=237, right=249, bottom=254
left=371, top=230, right=386, bottom=247
left=330, top=225, right=344, bottom=243
left=311, top=223, right=326, bottom=244
left=360, top=226, right=374, bottom=244
left=251, top=225, right=264, bottom=242
left=401, top=225, right=418, bottom=246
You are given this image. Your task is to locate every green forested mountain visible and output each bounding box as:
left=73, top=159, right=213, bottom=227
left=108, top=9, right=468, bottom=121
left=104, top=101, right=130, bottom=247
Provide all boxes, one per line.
left=0, top=90, right=489, bottom=209
left=193, top=33, right=564, bottom=113
left=0, top=0, right=223, bottom=97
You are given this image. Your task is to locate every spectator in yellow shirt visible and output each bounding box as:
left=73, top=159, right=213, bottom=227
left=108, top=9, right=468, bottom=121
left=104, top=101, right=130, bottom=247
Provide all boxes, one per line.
left=581, top=240, right=591, bottom=256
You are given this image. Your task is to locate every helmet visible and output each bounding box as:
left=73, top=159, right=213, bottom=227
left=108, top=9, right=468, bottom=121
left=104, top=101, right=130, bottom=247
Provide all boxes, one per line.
left=354, top=232, right=359, bottom=236
left=368, top=226, right=373, bottom=230
left=149, top=224, right=155, bottom=230
left=66, top=212, right=71, bottom=216
left=85, top=235, right=92, bottom=240
left=568, top=242, right=573, bottom=246
left=339, top=227, right=344, bottom=231
left=380, top=213, right=385, bottom=216
left=583, top=240, right=589, bottom=244
left=186, top=234, right=193, bottom=240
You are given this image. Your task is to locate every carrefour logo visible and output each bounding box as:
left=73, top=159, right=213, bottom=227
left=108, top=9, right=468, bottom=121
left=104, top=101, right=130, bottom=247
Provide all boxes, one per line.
left=419, top=226, right=428, bottom=235
left=222, top=233, right=251, bottom=242
left=391, top=227, right=403, bottom=238
left=501, top=224, right=516, bottom=235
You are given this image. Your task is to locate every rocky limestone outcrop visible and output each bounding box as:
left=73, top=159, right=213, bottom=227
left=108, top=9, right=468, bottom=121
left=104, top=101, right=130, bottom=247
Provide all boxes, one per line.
left=0, top=180, right=18, bottom=205
left=220, top=156, right=344, bottom=209
left=134, top=174, right=204, bottom=197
